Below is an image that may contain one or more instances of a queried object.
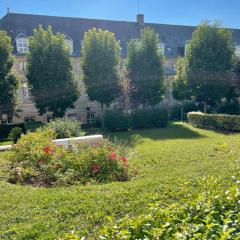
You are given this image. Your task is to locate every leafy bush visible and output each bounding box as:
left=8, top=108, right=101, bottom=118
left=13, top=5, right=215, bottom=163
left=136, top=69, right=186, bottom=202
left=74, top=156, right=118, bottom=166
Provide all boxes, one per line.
left=0, top=123, right=24, bottom=138
left=8, top=129, right=130, bottom=186
left=104, top=107, right=168, bottom=132
left=104, top=110, right=131, bottom=131
left=188, top=112, right=240, bottom=132
left=24, top=121, right=45, bottom=132
left=100, top=178, right=240, bottom=239
left=46, top=119, right=84, bottom=139
left=131, top=107, right=168, bottom=129
left=217, top=102, right=240, bottom=115
left=8, top=127, right=23, bottom=143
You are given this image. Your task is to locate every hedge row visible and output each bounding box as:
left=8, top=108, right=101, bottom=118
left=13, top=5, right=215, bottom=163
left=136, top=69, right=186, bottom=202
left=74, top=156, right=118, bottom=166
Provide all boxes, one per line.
left=104, top=108, right=169, bottom=131
left=187, top=112, right=240, bottom=132
left=0, top=121, right=44, bottom=139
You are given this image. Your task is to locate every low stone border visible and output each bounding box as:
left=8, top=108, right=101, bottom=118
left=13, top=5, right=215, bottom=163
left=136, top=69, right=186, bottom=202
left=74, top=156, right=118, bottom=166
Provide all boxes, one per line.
left=0, top=135, right=104, bottom=151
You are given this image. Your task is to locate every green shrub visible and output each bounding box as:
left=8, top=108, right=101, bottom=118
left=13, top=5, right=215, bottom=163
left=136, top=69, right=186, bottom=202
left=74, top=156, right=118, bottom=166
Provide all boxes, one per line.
left=46, top=119, right=84, bottom=139
left=188, top=112, right=240, bottom=132
left=24, top=121, right=45, bottom=132
left=100, top=178, right=240, bottom=239
left=104, top=110, right=131, bottom=131
left=132, top=107, right=168, bottom=129
left=0, top=123, right=24, bottom=138
left=8, top=129, right=130, bottom=186
left=104, top=107, right=168, bottom=132
left=217, top=102, right=240, bottom=115
left=8, top=127, right=23, bottom=143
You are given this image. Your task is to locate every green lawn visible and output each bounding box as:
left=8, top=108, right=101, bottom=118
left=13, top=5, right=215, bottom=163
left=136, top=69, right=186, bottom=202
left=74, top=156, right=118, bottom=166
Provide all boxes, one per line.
left=0, top=122, right=240, bottom=239
left=0, top=139, right=11, bottom=146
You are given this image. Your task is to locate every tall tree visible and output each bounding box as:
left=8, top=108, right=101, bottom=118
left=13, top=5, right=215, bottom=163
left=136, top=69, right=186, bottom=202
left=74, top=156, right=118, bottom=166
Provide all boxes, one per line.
left=81, top=28, right=121, bottom=128
left=185, top=21, right=234, bottom=112
left=27, top=26, right=79, bottom=118
left=172, top=58, right=189, bottom=120
left=0, top=30, right=18, bottom=123
left=126, top=27, right=164, bottom=107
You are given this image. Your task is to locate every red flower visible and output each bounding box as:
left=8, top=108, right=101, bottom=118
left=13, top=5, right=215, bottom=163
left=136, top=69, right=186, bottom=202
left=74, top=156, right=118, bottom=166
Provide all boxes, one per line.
left=44, top=145, right=53, bottom=155
left=92, top=163, right=100, bottom=174
left=108, top=152, right=118, bottom=161
left=121, top=156, right=128, bottom=166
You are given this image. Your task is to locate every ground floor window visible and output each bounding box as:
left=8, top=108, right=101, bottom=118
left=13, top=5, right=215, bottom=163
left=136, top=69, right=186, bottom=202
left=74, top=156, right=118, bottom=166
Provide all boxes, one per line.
left=24, top=116, right=35, bottom=122
left=87, top=112, right=95, bottom=124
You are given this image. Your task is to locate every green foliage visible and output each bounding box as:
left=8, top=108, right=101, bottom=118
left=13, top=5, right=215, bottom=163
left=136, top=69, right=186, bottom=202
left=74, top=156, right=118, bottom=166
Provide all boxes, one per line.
left=185, top=22, right=235, bottom=107
left=104, top=110, right=132, bottom=131
left=104, top=107, right=168, bottom=131
left=24, top=121, right=45, bottom=132
left=100, top=178, right=240, bottom=239
left=27, top=26, right=79, bottom=118
left=131, top=107, right=168, bottom=129
left=46, top=119, right=84, bottom=139
left=172, top=58, right=189, bottom=101
left=0, top=30, right=18, bottom=121
left=81, top=28, right=121, bottom=106
left=8, top=127, right=23, bottom=143
left=126, top=27, right=164, bottom=107
left=7, top=129, right=129, bottom=186
left=0, top=123, right=24, bottom=138
left=188, top=111, right=240, bottom=131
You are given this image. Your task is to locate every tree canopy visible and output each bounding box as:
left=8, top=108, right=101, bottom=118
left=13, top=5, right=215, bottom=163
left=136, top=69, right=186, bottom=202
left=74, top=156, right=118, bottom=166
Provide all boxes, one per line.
left=27, top=26, right=79, bottom=118
left=126, top=27, right=164, bottom=107
left=0, top=30, right=18, bottom=122
left=81, top=28, right=121, bottom=127
left=185, top=22, right=234, bottom=111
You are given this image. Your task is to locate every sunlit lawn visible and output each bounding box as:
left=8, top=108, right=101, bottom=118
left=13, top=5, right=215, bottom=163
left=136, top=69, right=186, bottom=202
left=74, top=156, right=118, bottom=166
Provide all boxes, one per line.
left=0, top=122, right=239, bottom=239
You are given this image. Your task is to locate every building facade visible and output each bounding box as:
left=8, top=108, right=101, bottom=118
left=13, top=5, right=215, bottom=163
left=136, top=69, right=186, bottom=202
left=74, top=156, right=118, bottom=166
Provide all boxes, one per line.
left=1, top=12, right=240, bottom=124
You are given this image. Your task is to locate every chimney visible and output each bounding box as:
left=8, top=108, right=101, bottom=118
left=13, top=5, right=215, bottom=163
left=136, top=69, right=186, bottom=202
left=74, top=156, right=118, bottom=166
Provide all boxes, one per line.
left=7, top=8, right=10, bottom=14
left=137, top=14, right=144, bottom=25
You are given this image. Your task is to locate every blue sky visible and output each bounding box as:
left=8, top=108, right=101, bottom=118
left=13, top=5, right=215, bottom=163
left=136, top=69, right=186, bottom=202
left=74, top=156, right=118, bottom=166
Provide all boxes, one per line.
left=0, top=0, right=239, bottom=28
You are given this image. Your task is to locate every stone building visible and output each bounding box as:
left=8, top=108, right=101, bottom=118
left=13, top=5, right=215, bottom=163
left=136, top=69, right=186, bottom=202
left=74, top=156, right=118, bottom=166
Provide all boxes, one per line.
left=1, top=12, right=240, bottom=124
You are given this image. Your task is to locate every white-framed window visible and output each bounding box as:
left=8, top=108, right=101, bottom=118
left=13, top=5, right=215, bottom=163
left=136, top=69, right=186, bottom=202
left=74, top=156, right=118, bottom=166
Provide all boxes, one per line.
left=87, top=111, right=95, bottom=124
left=158, top=43, right=165, bottom=56
left=64, top=36, right=73, bottom=55
left=235, top=45, right=240, bottom=57
left=19, top=61, right=27, bottom=72
left=16, top=36, right=29, bottom=54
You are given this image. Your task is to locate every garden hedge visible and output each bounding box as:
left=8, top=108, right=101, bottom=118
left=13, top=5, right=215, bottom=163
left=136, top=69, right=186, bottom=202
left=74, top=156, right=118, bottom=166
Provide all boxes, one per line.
left=187, top=112, right=240, bottom=132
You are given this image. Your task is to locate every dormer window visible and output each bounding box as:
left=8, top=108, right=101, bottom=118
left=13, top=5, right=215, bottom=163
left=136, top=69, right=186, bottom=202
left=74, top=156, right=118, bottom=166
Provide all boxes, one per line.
left=64, top=35, right=73, bottom=55
left=158, top=43, right=165, bottom=56
left=16, top=34, right=29, bottom=54
left=235, top=45, right=240, bottom=57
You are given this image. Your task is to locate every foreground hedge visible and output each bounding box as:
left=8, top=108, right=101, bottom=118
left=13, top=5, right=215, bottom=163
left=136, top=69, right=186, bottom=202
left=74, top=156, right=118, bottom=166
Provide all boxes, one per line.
left=187, top=112, right=240, bottom=132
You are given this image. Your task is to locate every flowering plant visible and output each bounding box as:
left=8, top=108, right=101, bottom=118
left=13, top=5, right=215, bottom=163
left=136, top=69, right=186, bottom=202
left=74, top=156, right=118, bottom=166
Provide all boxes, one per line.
left=8, top=130, right=130, bottom=186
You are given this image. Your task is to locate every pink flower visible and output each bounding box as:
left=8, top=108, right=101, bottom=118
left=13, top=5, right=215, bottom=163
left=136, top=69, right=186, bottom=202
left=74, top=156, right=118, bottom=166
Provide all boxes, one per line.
left=15, top=167, right=22, bottom=175
left=108, top=152, right=118, bottom=161
left=121, top=156, right=128, bottom=166
left=92, top=163, right=100, bottom=174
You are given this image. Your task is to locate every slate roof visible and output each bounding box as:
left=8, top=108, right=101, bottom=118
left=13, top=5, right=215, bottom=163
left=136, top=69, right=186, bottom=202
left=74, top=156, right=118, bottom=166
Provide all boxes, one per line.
left=1, top=12, right=240, bottom=58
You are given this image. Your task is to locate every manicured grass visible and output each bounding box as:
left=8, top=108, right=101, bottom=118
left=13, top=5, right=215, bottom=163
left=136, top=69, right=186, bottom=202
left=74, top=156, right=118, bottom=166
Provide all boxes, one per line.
left=0, top=139, right=11, bottom=146
left=0, top=122, right=240, bottom=239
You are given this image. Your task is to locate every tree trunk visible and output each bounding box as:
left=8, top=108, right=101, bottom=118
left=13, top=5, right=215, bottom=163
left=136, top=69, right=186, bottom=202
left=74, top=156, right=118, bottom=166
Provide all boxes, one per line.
left=203, top=102, right=207, bottom=113
left=101, top=103, right=104, bottom=129
left=180, top=101, right=184, bottom=121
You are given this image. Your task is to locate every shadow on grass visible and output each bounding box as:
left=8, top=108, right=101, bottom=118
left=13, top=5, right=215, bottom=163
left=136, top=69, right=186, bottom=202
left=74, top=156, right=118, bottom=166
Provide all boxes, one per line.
left=85, top=122, right=206, bottom=147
